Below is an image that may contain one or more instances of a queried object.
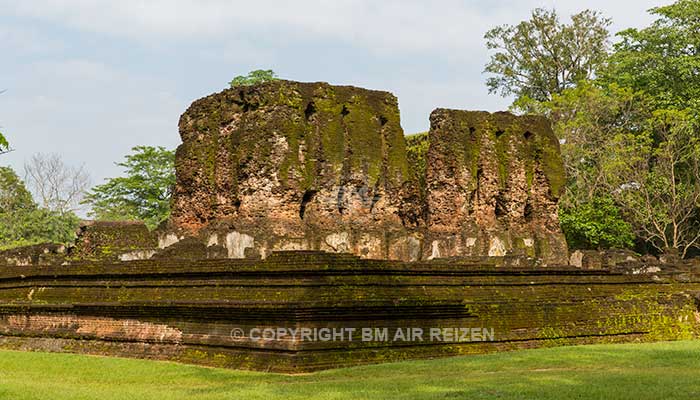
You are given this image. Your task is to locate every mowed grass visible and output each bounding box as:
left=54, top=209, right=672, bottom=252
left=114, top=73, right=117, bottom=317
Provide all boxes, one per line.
left=1, top=341, right=700, bottom=400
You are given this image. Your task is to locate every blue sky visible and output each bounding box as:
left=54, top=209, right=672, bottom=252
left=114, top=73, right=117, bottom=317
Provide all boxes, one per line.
left=1, top=0, right=660, bottom=192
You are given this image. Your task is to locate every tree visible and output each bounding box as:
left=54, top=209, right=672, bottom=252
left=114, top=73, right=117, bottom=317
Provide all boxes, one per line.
left=607, top=110, right=700, bottom=257
left=484, top=8, right=611, bottom=104
left=603, top=0, right=700, bottom=111
left=24, top=153, right=91, bottom=214
left=0, top=166, right=34, bottom=213
left=546, top=82, right=651, bottom=208
left=484, top=3, right=700, bottom=256
left=542, top=82, right=647, bottom=250
left=593, top=0, right=700, bottom=256
left=405, top=132, right=429, bottom=193
left=0, top=166, right=79, bottom=249
left=83, top=146, right=176, bottom=230
left=229, top=69, right=278, bottom=88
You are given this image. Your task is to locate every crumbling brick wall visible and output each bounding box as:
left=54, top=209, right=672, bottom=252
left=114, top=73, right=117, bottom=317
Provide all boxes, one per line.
left=167, top=81, right=568, bottom=263
left=424, top=110, right=567, bottom=263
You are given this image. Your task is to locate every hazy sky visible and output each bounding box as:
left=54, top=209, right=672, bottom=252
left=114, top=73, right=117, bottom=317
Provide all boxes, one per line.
left=1, top=0, right=662, bottom=189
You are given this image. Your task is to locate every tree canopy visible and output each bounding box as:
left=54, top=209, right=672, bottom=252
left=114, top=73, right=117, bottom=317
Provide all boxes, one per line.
left=83, top=146, right=175, bottom=230
left=484, top=8, right=611, bottom=104
left=603, top=0, right=700, bottom=111
left=0, top=166, right=79, bottom=249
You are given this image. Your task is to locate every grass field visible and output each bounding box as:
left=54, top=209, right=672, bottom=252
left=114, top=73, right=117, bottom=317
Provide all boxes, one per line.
left=1, top=341, right=700, bottom=399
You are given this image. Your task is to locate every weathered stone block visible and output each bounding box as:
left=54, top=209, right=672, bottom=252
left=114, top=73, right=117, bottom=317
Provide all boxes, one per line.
left=69, top=221, right=157, bottom=261
left=169, top=80, right=418, bottom=260
left=425, top=109, right=568, bottom=264
left=171, top=80, right=408, bottom=235
left=0, top=243, right=67, bottom=267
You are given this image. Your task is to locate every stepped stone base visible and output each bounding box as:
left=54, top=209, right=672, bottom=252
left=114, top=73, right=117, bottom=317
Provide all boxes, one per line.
left=1, top=251, right=699, bottom=372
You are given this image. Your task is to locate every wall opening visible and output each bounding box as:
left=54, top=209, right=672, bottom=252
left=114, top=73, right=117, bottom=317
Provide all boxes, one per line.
left=299, top=190, right=317, bottom=219
left=304, top=102, right=317, bottom=121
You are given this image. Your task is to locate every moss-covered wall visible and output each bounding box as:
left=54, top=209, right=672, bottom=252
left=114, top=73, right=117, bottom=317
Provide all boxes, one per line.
left=165, top=82, right=569, bottom=264
left=68, top=221, right=157, bottom=262
left=0, top=251, right=698, bottom=372
left=172, top=80, right=408, bottom=233
left=425, top=109, right=567, bottom=264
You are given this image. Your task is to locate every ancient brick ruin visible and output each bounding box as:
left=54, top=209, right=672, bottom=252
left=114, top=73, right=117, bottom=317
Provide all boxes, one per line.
left=0, top=80, right=699, bottom=372
left=168, top=80, right=567, bottom=264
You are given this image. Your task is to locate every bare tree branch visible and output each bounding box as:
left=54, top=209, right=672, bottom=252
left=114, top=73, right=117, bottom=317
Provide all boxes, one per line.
left=23, top=153, right=92, bottom=215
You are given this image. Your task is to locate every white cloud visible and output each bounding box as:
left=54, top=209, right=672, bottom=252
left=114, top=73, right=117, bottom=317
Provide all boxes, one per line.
left=0, top=0, right=659, bottom=56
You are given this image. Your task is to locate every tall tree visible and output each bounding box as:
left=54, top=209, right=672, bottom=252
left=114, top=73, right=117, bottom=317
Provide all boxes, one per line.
left=484, top=8, right=611, bottom=104
left=83, top=146, right=176, bottom=230
left=546, top=82, right=644, bottom=250
left=24, top=153, right=91, bottom=214
left=607, top=109, right=700, bottom=257
left=596, top=0, right=700, bottom=255
left=548, top=82, right=650, bottom=208
left=603, top=0, right=700, bottom=111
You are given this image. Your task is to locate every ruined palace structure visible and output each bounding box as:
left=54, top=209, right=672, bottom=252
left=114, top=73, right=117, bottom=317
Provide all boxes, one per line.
left=168, top=80, right=567, bottom=264
left=0, top=81, right=699, bottom=373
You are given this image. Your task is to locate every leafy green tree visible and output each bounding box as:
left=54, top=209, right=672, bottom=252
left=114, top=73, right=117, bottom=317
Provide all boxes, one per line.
left=485, top=2, right=700, bottom=256
left=83, top=146, right=175, bottom=230
left=0, top=166, right=34, bottom=212
left=0, top=166, right=79, bottom=249
left=603, top=0, right=700, bottom=111
left=484, top=8, right=611, bottom=104
left=546, top=82, right=651, bottom=208
left=229, top=69, right=278, bottom=88
left=541, top=82, right=645, bottom=250
left=559, top=197, right=635, bottom=249
left=594, top=0, right=700, bottom=256
left=0, top=208, right=79, bottom=250
left=607, top=109, right=700, bottom=257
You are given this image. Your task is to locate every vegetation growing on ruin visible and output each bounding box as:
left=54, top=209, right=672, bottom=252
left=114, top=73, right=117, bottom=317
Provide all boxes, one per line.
left=3, top=341, right=700, bottom=399
left=405, top=132, right=428, bottom=194
left=229, top=69, right=279, bottom=87
left=177, top=80, right=408, bottom=228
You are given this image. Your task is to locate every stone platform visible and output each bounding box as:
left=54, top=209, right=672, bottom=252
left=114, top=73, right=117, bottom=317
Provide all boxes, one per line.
left=1, top=251, right=698, bottom=372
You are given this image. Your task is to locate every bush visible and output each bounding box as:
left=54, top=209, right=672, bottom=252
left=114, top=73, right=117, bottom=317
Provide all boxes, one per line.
left=559, top=197, right=634, bottom=250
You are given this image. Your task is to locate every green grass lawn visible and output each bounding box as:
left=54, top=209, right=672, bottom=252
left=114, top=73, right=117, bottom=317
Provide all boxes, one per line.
left=1, top=341, right=700, bottom=399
